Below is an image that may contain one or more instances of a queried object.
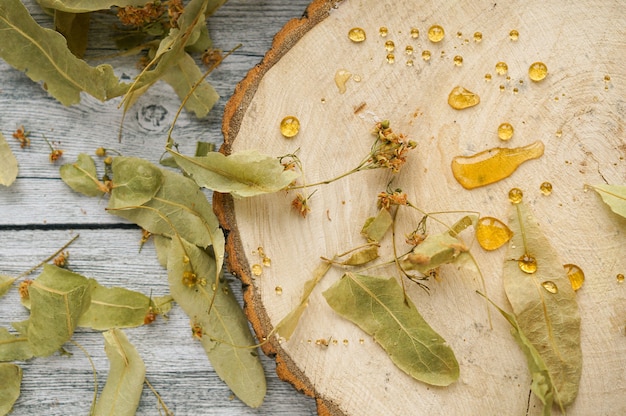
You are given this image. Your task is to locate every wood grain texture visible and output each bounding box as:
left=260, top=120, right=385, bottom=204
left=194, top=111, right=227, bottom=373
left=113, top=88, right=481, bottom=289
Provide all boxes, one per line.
left=0, top=0, right=317, bottom=415
left=216, top=0, right=626, bottom=415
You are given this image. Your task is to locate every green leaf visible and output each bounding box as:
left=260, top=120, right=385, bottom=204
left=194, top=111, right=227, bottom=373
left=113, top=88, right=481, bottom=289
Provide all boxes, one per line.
left=153, top=235, right=171, bottom=268
left=276, top=262, right=332, bottom=340
left=162, top=52, right=219, bottom=118
left=54, top=10, right=90, bottom=58
left=0, top=0, right=121, bottom=105
left=342, top=245, right=379, bottom=266
left=94, top=328, right=146, bottom=416
left=109, top=157, right=164, bottom=209
left=591, top=184, right=626, bottom=219
left=323, top=273, right=459, bottom=386
left=37, top=0, right=148, bottom=13
left=503, top=201, right=582, bottom=408
left=0, top=363, right=22, bottom=415
left=361, top=208, right=393, bottom=242
left=27, top=264, right=92, bottom=357
left=167, top=238, right=266, bottom=407
left=168, top=149, right=299, bottom=197
left=60, top=153, right=106, bottom=197
left=0, top=133, right=18, bottom=187
left=78, top=280, right=150, bottom=330
left=0, top=275, right=16, bottom=298
left=400, top=232, right=470, bottom=274
left=0, top=327, right=33, bottom=362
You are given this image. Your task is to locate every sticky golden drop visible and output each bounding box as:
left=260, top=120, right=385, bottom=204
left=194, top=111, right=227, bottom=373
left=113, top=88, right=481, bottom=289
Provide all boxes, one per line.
left=617, top=273, right=624, bottom=283
left=262, top=256, right=272, bottom=267
left=251, top=264, right=263, bottom=276
left=564, top=264, right=584, bottom=291
left=484, top=73, right=492, bottom=81
left=428, top=25, right=445, bottom=42
left=379, top=26, right=388, bottom=37
left=384, top=40, right=395, bottom=52
left=497, top=122, right=514, bottom=141
left=508, top=188, right=524, bottom=204
left=540, top=181, right=553, bottom=196
left=182, top=271, right=197, bottom=287
left=518, top=254, right=538, bottom=274
left=528, top=62, right=548, bottom=82
left=473, top=31, right=483, bottom=42
left=386, top=53, right=395, bottom=64
left=476, top=217, right=513, bottom=250
left=541, top=280, right=558, bottom=294
left=453, top=55, right=463, bottom=66
left=405, top=45, right=414, bottom=55
left=509, top=29, right=519, bottom=41
left=348, top=27, right=366, bottom=43
left=406, top=59, right=414, bottom=67
left=421, top=50, right=432, bottom=61
left=451, top=141, right=545, bottom=189
left=410, top=28, right=419, bottom=38
left=280, top=116, right=300, bottom=138
left=447, top=86, right=480, bottom=110
left=275, top=286, right=283, bottom=295
left=495, top=61, right=508, bottom=75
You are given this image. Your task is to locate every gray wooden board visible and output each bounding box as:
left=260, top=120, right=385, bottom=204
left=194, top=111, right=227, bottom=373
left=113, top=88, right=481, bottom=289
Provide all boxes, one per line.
left=0, top=0, right=317, bottom=414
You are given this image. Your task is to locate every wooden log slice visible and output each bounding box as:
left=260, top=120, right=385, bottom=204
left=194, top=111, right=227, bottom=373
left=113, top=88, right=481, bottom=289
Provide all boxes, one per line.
left=214, top=1, right=626, bottom=414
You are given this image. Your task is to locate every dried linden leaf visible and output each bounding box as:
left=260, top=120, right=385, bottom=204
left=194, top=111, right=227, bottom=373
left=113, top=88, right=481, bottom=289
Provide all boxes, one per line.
left=27, top=264, right=91, bottom=357
left=0, top=363, right=22, bottom=416
left=504, top=201, right=582, bottom=408
left=0, top=327, right=33, bottom=362
left=323, top=273, right=459, bottom=386
left=78, top=279, right=151, bottom=330
left=54, top=10, right=90, bottom=58
left=60, top=153, right=106, bottom=197
left=342, top=246, right=379, bottom=266
left=167, top=237, right=266, bottom=407
left=591, top=184, right=626, bottom=220
left=109, top=157, right=164, bottom=209
left=94, top=328, right=146, bottom=416
left=0, top=0, right=121, bottom=105
left=167, top=149, right=299, bottom=197
left=400, top=232, right=470, bottom=274
left=0, top=275, right=16, bottom=298
left=0, top=133, right=18, bottom=187
left=361, top=208, right=393, bottom=242
left=162, top=52, right=219, bottom=118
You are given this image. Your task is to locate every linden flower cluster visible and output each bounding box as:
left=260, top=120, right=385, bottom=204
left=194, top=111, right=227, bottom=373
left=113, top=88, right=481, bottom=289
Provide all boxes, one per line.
left=368, top=120, right=417, bottom=173
left=117, top=0, right=184, bottom=28
left=377, top=189, right=408, bottom=210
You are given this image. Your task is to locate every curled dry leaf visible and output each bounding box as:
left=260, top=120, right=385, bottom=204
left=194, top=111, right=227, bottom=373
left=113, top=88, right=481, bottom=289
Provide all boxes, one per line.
left=94, top=328, right=146, bottom=416
left=0, top=0, right=121, bottom=105
left=591, top=184, right=626, bottom=220
left=167, top=237, right=266, bottom=407
left=0, top=363, right=22, bottom=416
left=0, top=133, right=18, bottom=187
left=109, top=157, right=164, bottom=209
left=323, top=273, right=459, bottom=386
left=503, top=201, right=582, bottom=409
left=167, top=149, right=299, bottom=197
left=361, top=208, right=393, bottom=242
left=60, top=153, right=106, bottom=197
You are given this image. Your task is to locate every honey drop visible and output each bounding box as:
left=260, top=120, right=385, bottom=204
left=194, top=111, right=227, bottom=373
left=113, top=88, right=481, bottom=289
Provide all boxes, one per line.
left=499, top=84, right=505, bottom=92
left=540, top=181, right=553, bottom=195
left=447, top=86, right=480, bottom=110
left=384, top=40, right=395, bottom=52
left=564, top=264, right=584, bottom=291
left=509, top=29, right=519, bottom=41
left=476, top=217, right=513, bottom=250
left=427, top=25, right=445, bottom=42
left=541, top=280, right=558, bottom=294
left=334, top=69, right=352, bottom=94
left=379, top=26, right=388, bottom=37
left=617, top=273, right=624, bottom=283
left=518, top=254, right=538, bottom=274
left=275, top=286, right=283, bottom=295
left=262, top=256, right=272, bottom=267
left=421, top=50, right=431, bottom=61
left=348, top=27, right=366, bottom=43
left=251, top=264, right=263, bottom=276
left=410, top=28, right=419, bottom=38
left=528, top=62, right=548, bottom=82
left=508, top=188, right=524, bottom=204
left=405, top=45, right=414, bottom=55
left=386, top=53, right=395, bottom=63
left=453, top=55, right=463, bottom=66
left=473, top=31, right=483, bottom=42
left=495, top=61, right=508, bottom=75
left=406, top=59, right=414, bottom=67
left=497, top=122, right=514, bottom=141
left=280, top=116, right=300, bottom=138
left=484, top=73, right=492, bottom=81
left=451, top=141, right=545, bottom=189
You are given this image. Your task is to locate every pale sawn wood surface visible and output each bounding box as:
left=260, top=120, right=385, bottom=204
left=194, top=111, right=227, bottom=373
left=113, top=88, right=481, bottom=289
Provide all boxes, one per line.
left=0, top=0, right=318, bottom=415
left=217, top=1, right=626, bottom=415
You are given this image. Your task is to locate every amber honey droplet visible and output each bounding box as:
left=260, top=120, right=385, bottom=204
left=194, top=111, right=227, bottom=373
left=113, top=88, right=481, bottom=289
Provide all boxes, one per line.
left=509, top=29, right=519, bottom=41
left=334, top=69, right=352, bottom=94
left=428, top=25, right=445, bottom=42
left=348, top=27, right=366, bottom=43
left=484, top=73, right=492, bottom=81
left=451, top=141, right=545, bottom=189
left=406, top=59, right=414, bottom=67
left=421, top=50, right=431, bottom=61
left=379, top=26, right=388, bottom=37
left=495, top=61, right=508, bottom=75
left=343, top=339, right=349, bottom=345
left=280, top=116, right=300, bottom=138
left=385, top=40, right=395, bottom=52
left=262, top=256, right=271, bottom=267
left=529, top=62, right=548, bottom=82
left=275, top=286, right=283, bottom=295
left=251, top=264, right=263, bottom=276
left=513, top=87, right=519, bottom=95
left=555, top=129, right=563, bottom=138
left=182, top=271, right=197, bottom=287
left=410, top=28, right=419, bottom=38
left=617, top=273, right=624, bottom=283
left=564, top=264, right=585, bottom=291
left=386, top=53, right=395, bottom=64
left=405, top=45, right=414, bottom=55
left=518, top=254, right=538, bottom=274
left=473, top=31, right=483, bottom=42
left=508, top=188, right=524, bottom=204
left=447, top=86, right=480, bottom=110
left=497, top=122, right=514, bottom=141
left=604, top=74, right=611, bottom=82
left=476, top=217, right=513, bottom=250
left=541, top=280, right=558, bottom=293
left=359, top=338, right=365, bottom=344
left=499, top=84, right=505, bottom=92
left=453, top=55, right=463, bottom=66
left=540, top=181, right=553, bottom=196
